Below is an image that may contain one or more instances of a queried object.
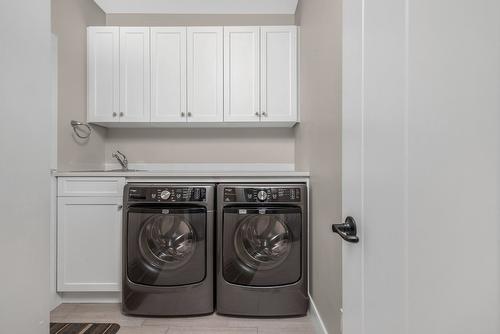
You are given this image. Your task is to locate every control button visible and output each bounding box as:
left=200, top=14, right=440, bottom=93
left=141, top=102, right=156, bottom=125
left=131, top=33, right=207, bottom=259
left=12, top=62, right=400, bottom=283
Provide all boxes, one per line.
left=160, top=190, right=171, bottom=200
left=257, top=190, right=268, bottom=201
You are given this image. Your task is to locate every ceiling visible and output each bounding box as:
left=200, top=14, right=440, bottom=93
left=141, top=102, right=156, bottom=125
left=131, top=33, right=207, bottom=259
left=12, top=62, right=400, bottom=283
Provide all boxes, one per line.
left=94, top=0, right=299, bottom=15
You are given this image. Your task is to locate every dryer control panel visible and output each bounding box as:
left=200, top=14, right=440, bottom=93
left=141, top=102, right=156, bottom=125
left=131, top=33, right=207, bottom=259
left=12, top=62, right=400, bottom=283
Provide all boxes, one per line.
left=223, top=187, right=302, bottom=203
left=128, top=186, right=207, bottom=202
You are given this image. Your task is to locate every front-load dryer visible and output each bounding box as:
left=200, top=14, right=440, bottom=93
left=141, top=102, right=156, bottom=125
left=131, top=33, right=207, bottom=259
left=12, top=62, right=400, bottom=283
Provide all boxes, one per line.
left=216, top=184, right=308, bottom=317
left=122, top=183, right=214, bottom=316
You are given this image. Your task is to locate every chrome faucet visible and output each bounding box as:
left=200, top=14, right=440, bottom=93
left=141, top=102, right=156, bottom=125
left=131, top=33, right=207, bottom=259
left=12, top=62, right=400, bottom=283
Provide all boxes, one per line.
left=112, top=150, right=128, bottom=170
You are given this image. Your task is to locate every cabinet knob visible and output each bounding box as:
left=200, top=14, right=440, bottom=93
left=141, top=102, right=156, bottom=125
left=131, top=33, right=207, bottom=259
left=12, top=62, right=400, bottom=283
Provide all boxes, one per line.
left=187, top=112, right=192, bottom=117
left=119, top=112, right=124, bottom=117
left=181, top=112, right=185, bottom=117
left=262, top=111, right=267, bottom=117
left=112, top=112, right=117, bottom=117
left=117, top=205, right=123, bottom=210
left=255, top=112, right=260, bottom=116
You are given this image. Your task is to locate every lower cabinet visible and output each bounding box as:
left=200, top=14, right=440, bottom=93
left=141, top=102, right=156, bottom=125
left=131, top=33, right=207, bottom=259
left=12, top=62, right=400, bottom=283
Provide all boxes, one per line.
left=57, top=195, right=123, bottom=292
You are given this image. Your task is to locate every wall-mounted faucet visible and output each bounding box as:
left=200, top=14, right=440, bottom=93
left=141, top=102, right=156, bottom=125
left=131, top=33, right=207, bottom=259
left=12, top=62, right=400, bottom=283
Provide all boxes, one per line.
left=112, top=150, right=128, bottom=170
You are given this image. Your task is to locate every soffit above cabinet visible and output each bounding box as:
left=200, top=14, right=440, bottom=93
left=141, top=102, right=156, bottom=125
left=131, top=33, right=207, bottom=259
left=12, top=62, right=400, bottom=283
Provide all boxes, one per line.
left=93, top=0, right=299, bottom=15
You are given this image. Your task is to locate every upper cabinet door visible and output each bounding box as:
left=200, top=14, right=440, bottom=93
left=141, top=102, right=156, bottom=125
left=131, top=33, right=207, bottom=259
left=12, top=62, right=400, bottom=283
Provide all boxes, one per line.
left=151, top=27, right=187, bottom=123
left=187, top=27, right=224, bottom=123
left=119, top=27, right=151, bottom=122
left=223, top=27, right=260, bottom=123
left=260, top=26, right=298, bottom=122
left=87, top=27, right=119, bottom=123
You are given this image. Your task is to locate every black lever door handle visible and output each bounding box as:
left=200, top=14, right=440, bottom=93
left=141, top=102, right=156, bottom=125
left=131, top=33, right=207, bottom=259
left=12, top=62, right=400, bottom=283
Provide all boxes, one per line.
left=332, top=216, right=359, bottom=243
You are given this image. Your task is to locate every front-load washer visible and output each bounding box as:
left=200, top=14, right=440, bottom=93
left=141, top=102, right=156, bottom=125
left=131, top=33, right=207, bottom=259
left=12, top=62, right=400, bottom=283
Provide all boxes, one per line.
left=122, top=183, right=214, bottom=316
left=217, top=184, right=308, bottom=317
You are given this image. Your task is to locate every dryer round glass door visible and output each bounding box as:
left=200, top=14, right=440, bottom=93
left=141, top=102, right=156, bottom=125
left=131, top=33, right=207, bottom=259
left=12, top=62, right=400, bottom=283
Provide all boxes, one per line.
left=234, top=215, right=292, bottom=270
left=139, top=214, right=196, bottom=270
left=222, top=207, right=302, bottom=286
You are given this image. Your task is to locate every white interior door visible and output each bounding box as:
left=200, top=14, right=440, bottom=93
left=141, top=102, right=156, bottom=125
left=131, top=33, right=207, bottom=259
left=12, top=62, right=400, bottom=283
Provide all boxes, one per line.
left=119, top=27, right=151, bottom=122
left=223, top=26, right=260, bottom=122
left=187, top=27, right=223, bottom=123
left=341, top=1, right=500, bottom=334
left=151, top=27, right=187, bottom=123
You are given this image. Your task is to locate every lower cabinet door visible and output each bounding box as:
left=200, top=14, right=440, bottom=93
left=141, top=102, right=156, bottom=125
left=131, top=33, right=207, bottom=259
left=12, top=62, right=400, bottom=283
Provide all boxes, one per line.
left=57, top=197, right=122, bottom=292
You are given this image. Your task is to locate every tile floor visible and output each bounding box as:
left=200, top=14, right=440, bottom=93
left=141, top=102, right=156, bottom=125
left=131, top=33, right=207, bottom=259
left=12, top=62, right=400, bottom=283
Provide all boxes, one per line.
left=50, top=303, right=317, bottom=334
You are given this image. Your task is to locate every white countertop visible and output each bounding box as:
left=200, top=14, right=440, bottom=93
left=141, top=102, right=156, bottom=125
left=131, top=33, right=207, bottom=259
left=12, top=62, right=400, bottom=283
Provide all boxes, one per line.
left=53, top=170, right=310, bottom=178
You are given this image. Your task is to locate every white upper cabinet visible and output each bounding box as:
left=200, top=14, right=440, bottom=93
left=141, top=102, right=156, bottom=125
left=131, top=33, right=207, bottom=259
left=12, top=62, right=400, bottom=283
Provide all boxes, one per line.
left=87, top=25, right=297, bottom=127
left=119, top=27, right=151, bottom=122
left=260, top=26, right=297, bottom=122
left=223, top=27, right=260, bottom=122
left=87, top=27, right=119, bottom=122
left=151, top=27, right=187, bottom=122
left=187, top=27, right=224, bottom=122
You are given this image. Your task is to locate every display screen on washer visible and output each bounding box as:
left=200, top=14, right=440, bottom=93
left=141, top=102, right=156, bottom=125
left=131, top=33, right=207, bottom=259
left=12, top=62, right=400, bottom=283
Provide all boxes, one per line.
left=223, top=187, right=301, bottom=203
left=129, top=187, right=207, bottom=202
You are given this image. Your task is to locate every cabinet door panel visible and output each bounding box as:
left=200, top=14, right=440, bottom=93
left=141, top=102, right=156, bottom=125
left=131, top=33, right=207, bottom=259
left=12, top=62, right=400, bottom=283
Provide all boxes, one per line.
left=224, top=27, right=260, bottom=122
left=261, top=26, right=298, bottom=122
left=187, top=27, right=223, bottom=122
left=87, top=27, right=119, bottom=122
left=57, top=197, right=122, bottom=292
left=120, top=27, right=151, bottom=122
left=151, top=27, right=187, bottom=122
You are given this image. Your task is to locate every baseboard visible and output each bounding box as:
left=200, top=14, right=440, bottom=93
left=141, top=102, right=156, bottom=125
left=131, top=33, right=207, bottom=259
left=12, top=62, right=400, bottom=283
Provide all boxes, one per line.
left=309, top=294, right=329, bottom=334
left=60, top=292, right=121, bottom=304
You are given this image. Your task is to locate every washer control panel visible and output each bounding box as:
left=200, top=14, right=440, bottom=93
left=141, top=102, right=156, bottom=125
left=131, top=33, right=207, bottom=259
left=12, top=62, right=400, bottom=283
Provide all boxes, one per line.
left=223, top=187, right=302, bottom=203
left=128, top=187, right=207, bottom=202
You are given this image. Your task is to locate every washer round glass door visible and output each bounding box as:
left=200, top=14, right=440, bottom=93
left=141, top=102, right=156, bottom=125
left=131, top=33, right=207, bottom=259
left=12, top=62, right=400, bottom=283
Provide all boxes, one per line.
left=139, top=214, right=196, bottom=270
left=127, top=206, right=206, bottom=286
left=234, top=215, right=292, bottom=270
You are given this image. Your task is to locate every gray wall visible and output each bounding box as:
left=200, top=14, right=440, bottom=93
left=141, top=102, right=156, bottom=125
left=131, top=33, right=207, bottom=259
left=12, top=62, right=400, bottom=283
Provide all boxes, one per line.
left=52, top=0, right=107, bottom=170
left=106, top=13, right=295, bottom=26
left=52, top=6, right=295, bottom=169
left=0, top=0, right=51, bottom=332
left=105, top=128, right=295, bottom=165
left=103, top=13, right=296, bottom=166
left=295, top=0, right=343, bottom=332
left=53, top=7, right=297, bottom=168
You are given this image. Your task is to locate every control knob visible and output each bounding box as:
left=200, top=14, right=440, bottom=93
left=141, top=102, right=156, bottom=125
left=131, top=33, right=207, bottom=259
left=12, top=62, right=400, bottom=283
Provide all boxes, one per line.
left=160, top=190, right=171, bottom=200
left=257, top=190, right=268, bottom=202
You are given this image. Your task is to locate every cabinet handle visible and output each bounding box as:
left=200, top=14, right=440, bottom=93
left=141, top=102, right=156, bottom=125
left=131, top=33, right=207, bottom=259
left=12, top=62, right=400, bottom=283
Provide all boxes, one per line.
left=262, top=111, right=267, bottom=117
left=187, top=112, right=192, bottom=117
left=255, top=112, right=260, bottom=116
left=119, top=112, right=124, bottom=117
left=181, top=112, right=185, bottom=117
left=117, top=204, right=123, bottom=210
left=112, top=112, right=117, bottom=117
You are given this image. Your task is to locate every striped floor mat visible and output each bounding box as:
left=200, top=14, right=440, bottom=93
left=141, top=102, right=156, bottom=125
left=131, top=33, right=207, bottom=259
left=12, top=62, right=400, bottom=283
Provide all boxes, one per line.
left=50, top=323, right=120, bottom=334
